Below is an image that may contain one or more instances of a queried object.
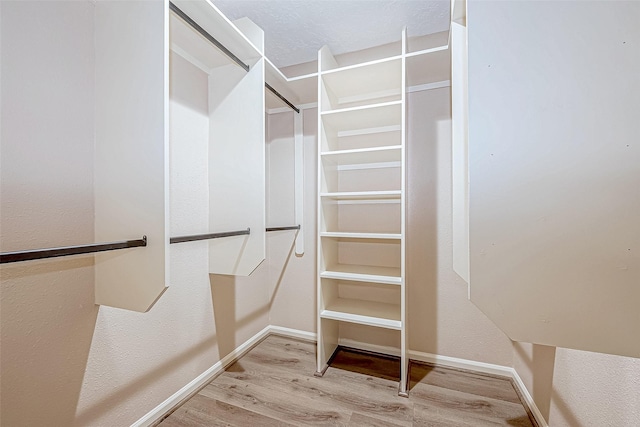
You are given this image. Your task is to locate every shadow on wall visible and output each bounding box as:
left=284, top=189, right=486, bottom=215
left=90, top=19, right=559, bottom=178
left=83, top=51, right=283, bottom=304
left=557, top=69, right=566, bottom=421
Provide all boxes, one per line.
left=513, top=342, right=582, bottom=426
left=406, top=90, right=441, bottom=356
left=209, top=273, right=269, bottom=360
left=0, top=257, right=97, bottom=426
left=74, top=335, right=219, bottom=425
left=267, top=233, right=298, bottom=308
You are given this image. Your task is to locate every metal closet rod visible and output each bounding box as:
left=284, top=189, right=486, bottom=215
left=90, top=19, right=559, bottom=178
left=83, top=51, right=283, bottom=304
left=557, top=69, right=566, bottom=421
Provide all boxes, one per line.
left=0, top=236, right=147, bottom=264
left=169, top=3, right=300, bottom=114
left=170, top=228, right=251, bottom=244
left=266, top=225, right=301, bottom=232
left=265, top=83, right=300, bottom=113
left=169, top=2, right=250, bottom=72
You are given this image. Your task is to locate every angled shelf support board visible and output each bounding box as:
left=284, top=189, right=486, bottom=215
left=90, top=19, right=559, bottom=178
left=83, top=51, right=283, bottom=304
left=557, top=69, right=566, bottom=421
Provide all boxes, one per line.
left=94, top=0, right=169, bottom=312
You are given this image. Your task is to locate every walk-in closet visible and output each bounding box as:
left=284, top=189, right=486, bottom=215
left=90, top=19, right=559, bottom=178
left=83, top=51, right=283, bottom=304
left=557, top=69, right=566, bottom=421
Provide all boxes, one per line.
left=1, top=1, right=638, bottom=426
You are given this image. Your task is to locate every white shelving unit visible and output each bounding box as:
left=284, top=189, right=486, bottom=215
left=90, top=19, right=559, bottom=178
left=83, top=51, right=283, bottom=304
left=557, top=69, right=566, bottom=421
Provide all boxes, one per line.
left=315, top=30, right=409, bottom=396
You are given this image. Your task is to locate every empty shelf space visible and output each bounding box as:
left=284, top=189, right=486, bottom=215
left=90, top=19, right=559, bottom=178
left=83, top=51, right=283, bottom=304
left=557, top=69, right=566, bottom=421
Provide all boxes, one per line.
left=321, top=101, right=402, bottom=134
left=321, top=145, right=402, bottom=166
left=321, top=57, right=402, bottom=110
left=321, top=298, right=402, bottom=330
left=406, top=47, right=451, bottom=88
left=320, top=190, right=401, bottom=201
left=321, top=264, right=402, bottom=285
left=320, top=232, right=401, bottom=240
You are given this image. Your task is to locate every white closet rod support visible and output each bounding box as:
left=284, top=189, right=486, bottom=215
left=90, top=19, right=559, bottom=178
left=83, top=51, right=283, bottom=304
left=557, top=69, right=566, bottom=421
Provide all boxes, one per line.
left=170, top=228, right=250, bottom=244
left=169, top=1, right=250, bottom=72
left=0, top=236, right=147, bottom=264
left=265, top=83, right=300, bottom=113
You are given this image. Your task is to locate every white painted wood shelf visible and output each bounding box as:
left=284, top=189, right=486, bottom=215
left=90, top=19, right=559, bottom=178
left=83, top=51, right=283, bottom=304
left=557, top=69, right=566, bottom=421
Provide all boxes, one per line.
left=321, top=145, right=402, bottom=166
left=320, top=101, right=402, bottom=134
left=321, top=299, right=402, bottom=330
left=320, top=264, right=401, bottom=285
left=320, top=232, right=401, bottom=240
left=320, top=191, right=401, bottom=201
left=316, top=32, right=408, bottom=396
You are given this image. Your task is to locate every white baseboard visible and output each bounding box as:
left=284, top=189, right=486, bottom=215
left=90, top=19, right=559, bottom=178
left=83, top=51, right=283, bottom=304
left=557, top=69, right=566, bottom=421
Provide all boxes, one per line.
left=268, top=325, right=316, bottom=342
left=510, top=368, right=549, bottom=427
left=132, top=326, right=547, bottom=427
left=337, top=337, right=547, bottom=427
left=408, top=349, right=513, bottom=378
left=131, top=325, right=271, bottom=427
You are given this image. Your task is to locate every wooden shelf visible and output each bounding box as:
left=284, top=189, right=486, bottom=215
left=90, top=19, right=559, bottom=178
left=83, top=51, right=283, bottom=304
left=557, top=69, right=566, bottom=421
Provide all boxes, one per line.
left=320, top=232, right=401, bottom=240
left=321, top=298, right=402, bottom=330
left=320, top=190, right=401, bottom=201
left=321, top=145, right=402, bottom=166
left=321, top=101, right=402, bottom=134
left=321, top=264, right=401, bottom=285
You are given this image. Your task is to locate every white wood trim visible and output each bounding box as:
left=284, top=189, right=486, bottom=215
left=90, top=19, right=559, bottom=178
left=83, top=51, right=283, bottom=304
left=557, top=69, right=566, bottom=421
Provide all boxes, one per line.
left=337, top=161, right=400, bottom=171
left=294, top=110, right=305, bottom=255
left=265, top=81, right=450, bottom=115
left=338, top=338, right=401, bottom=357
left=405, top=44, right=449, bottom=58
left=407, top=80, right=451, bottom=93
left=337, top=125, right=401, bottom=138
left=320, top=232, right=401, bottom=240
left=408, top=349, right=513, bottom=377
left=339, top=340, right=547, bottom=426
left=321, top=55, right=402, bottom=76
left=132, top=326, right=546, bottom=427
left=130, top=326, right=271, bottom=427
left=320, top=99, right=402, bottom=117
left=510, top=368, right=550, bottom=427
left=268, top=325, right=316, bottom=341
left=320, top=190, right=402, bottom=200
left=287, top=72, right=319, bottom=82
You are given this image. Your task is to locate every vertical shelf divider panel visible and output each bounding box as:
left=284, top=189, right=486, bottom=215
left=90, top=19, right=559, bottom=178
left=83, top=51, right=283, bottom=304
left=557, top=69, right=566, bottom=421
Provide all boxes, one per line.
left=316, top=30, right=408, bottom=395
left=171, top=1, right=266, bottom=276
left=208, top=17, right=265, bottom=276
left=94, top=1, right=168, bottom=312
left=399, top=27, right=408, bottom=397
left=316, top=45, right=340, bottom=376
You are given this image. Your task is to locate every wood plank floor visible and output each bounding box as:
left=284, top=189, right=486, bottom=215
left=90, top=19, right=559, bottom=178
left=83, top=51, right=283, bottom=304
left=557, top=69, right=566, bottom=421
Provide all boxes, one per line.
left=158, top=335, right=536, bottom=427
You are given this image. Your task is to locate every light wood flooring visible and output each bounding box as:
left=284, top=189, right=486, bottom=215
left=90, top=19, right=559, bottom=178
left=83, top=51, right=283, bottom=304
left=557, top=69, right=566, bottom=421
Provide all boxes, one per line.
left=158, top=335, right=536, bottom=426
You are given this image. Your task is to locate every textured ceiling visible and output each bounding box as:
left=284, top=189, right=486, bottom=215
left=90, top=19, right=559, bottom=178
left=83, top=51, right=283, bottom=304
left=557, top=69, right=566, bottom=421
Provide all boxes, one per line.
left=212, top=0, right=451, bottom=68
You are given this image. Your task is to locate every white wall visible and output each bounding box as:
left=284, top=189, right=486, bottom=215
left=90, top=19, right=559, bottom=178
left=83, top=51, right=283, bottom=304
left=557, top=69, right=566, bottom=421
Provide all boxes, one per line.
left=467, top=0, right=639, bottom=357
left=406, top=87, right=512, bottom=365
left=266, top=110, right=317, bottom=332
left=1, top=3, right=96, bottom=425
left=514, top=342, right=640, bottom=426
